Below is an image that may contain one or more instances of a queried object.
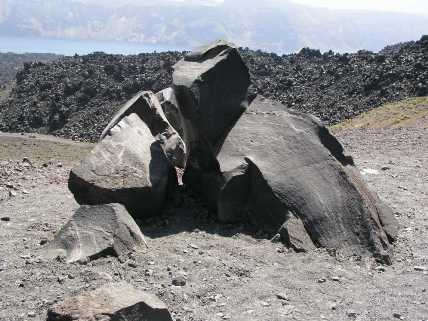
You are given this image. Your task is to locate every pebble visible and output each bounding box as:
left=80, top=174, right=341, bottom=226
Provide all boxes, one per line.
left=414, top=266, right=427, bottom=272
left=128, top=261, right=138, bottom=268
left=260, top=301, right=271, bottom=307
left=375, top=266, right=386, bottom=272
left=276, top=293, right=289, bottom=301
left=172, top=275, right=186, bottom=286
left=347, top=310, right=357, bottom=318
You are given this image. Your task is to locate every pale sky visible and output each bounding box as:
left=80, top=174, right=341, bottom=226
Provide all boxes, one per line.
left=78, top=0, right=428, bottom=14
left=289, top=0, right=428, bottom=15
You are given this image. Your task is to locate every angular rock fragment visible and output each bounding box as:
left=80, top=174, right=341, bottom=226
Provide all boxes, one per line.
left=172, top=40, right=250, bottom=186
left=204, top=96, right=398, bottom=263
left=156, top=87, right=185, bottom=138
left=69, top=113, right=175, bottom=218
left=101, top=90, right=186, bottom=168
left=47, top=282, right=173, bottom=321
left=44, top=204, right=146, bottom=263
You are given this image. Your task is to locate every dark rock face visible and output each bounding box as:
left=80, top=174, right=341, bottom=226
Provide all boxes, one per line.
left=44, top=204, right=146, bottom=263
left=172, top=41, right=250, bottom=191
left=191, top=95, right=398, bottom=263
left=173, top=40, right=250, bottom=150
left=69, top=113, right=176, bottom=218
left=101, top=91, right=186, bottom=168
left=47, top=282, right=173, bottom=321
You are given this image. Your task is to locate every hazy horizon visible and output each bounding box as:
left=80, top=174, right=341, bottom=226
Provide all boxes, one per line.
left=0, top=0, right=427, bottom=54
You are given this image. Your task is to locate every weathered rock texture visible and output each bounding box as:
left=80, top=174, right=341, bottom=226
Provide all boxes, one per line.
left=206, top=96, right=397, bottom=262
left=172, top=40, right=251, bottom=189
left=44, top=204, right=146, bottom=263
left=47, top=282, right=173, bottom=321
left=101, top=90, right=186, bottom=168
left=168, top=41, right=398, bottom=263
left=69, top=112, right=176, bottom=218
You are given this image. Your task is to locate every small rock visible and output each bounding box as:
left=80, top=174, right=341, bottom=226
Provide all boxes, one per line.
left=27, top=311, right=36, bottom=318
left=375, top=266, right=386, bottom=272
left=393, top=312, right=403, bottom=319
left=47, top=282, right=173, bottom=321
left=128, top=261, right=138, bottom=268
left=189, top=243, right=199, bottom=249
left=347, top=310, right=358, bottom=318
left=317, top=278, right=326, bottom=283
left=260, top=301, right=270, bottom=307
left=331, top=276, right=341, bottom=282
left=172, top=275, right=186, bottom=286
left=381, top=166, right=391, bottom=171
left=1, top=217, right=11, bottom=222
left=414, top=266, right=427, bottom=272
left=97, top=272, right=113, bottom=281
left=8, top=190, right=17, bottom=197
left=276, top=293, right=289, bottom=301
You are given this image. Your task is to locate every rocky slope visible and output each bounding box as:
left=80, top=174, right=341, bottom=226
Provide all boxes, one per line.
left=0, top=52, right=59, bottom=87
left=0, top=36, right=427, bottom=142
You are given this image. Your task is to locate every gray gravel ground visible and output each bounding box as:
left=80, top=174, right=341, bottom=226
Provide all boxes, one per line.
left=0, top=128, right=427, bottom=321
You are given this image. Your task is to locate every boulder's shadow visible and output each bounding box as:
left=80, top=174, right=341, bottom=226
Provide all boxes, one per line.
left=136, top=187, right=276, bottom=243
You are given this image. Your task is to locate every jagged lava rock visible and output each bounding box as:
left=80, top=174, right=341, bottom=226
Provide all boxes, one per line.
left=44, top=204, right=146, bottom=263
left=47, top=282, right=173, bottom=321
left=101, top=91, right=186, bottom=168
left=69, top=112, right=176, bottom=218
left=172, top=40, right=250, bottom=188
left=210, top=96, right=398, bottom=262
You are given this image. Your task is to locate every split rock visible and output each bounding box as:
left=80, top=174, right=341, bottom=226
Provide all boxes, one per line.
left=47, top=282, right=173, bottom=321
left=172, top=40, right=250, bottom=186
left=69, top=113, right=176, bottom=218
left=210, top=96, right=398, bottom=262
left=44, top=204, right=145, bottom=263
left=101, top=90, right=186, bottom=168
left=156, top=87, right=185, bottom=139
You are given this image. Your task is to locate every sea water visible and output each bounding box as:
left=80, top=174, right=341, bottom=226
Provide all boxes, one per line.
left=0, top=35, right=185, bottom=55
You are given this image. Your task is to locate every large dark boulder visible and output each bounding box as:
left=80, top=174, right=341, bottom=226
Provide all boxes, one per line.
left=172, top=40, right=250, bottom=188
left=44, top=204, right=146, bottom=263
left=203, top=96, right=398, bottom=263
left=69, top=112, right=176, bottom=218
left=101, top=91, right=186, bottom=168
left=47, top=282, right=173, bottom=321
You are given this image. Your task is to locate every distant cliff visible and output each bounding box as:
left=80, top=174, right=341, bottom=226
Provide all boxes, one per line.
left=1, top=0, right=428, bottom=53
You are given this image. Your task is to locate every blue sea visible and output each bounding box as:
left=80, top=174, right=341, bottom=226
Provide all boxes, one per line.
left=0, top=35, right=185, bottom=55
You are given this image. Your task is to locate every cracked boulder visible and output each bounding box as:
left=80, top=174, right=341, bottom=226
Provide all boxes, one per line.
left=101, top=90, right=186, bottom=168
left=69, top=112, right=176, bottom=218
left=172, top=40, right=250, bottom=187
left=44, top=204, right=146, bottom=263
left=47, top=282, right=173, bottom=321
left=203, top=96, right=398, bottom=263
left=156, top=87, right=185, bottom=139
